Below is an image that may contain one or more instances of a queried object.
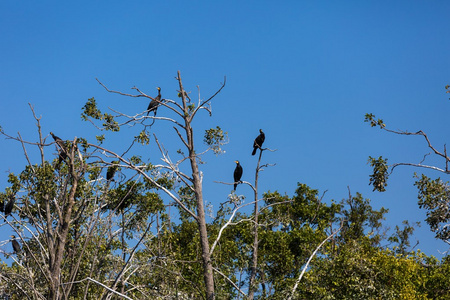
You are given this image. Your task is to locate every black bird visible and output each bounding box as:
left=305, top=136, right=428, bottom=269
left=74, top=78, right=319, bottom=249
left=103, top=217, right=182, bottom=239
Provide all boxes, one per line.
left=50, top=132, right=66, bottom=150
left=10, top=235, right=21, bottom=254
left=50, top=132, right=67, bottom=167
left=252, top=129, right=265, bottom=156
left=147, top=87, right=161, bottom=116
left=233, top=160, right=243, bottom=191
left=0, top=197, right=4, bottom=213
left=106, top=161, right=119, bottom=181
left=4, top=194, right=15, bottom=222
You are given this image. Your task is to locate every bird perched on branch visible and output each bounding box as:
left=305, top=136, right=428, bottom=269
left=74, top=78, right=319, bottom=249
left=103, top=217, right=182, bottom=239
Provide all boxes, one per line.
left=50, top=132, right=66, bottom=150
left=147, top=87, right=161, bottom=116
left=4, top=194, right=15, bottom=222
left=106, top=161, right=119, bottom=181
left=50, top=132, right=68, bottom=167
left=233, top=161, right=243, bottom=191
left=252, top=129, right=265, bottom=156
left=10, top=235, right=21, bottom=254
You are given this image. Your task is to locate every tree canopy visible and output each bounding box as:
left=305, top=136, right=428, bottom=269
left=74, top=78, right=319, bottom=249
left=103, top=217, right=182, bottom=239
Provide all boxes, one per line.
left=0, top=74, right=449, bottom=299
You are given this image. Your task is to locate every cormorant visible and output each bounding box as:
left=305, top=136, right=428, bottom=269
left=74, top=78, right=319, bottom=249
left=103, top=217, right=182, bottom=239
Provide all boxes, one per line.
left=10, top=235, right=21, bottom=254
left=4, top=194, right=15, bottom=222
left=252, top=129, right=265, bottom=155
left=106, top=161, right=119, bottom=181
left=50, top=132, right=67, bottom=167
left=50, top=132, right=66, bottom=150
left=147, top=87, right=161, bottom=116
left=233, top=160, right=243, bottom=191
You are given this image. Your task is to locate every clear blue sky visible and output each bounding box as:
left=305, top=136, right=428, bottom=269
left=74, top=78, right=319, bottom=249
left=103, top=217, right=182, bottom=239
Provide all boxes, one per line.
left=1, top=1, right=450, bottom=258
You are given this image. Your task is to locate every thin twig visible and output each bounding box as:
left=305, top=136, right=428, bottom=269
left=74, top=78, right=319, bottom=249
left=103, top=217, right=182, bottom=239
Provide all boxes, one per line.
left=62, top=277, right=133, bottom=300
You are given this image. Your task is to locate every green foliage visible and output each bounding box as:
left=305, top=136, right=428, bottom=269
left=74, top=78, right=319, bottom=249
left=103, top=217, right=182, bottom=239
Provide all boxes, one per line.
left=19, top=163, right=57, bottom=216
left=95, top=134, right=105, bottom=144
left=104, top=180, right=144, bottom=213
left=4, top=78, right=450, bottom=299
left=76, top=137, right=89, bottom=153
left=88, top=163, right=102, bottom=181
left=368, top=156, right=389, bottom=192
left=102, top=113, right=119, bottom=131
left=130, top=155, right=142, bottom=165
left=188, top=103, right=195, bottom=113
left=204, top=126, right=228, bottom=155
left=425, top=255, right=450, bottom=299
left=302, top=244, right=431, bottom=299
left=414, top=174, right=450, bottom=242
left=253, top=184, right=342, bottom=297
left=340, top=192, right=388, bottom=245
left=364, top=113, right=386, bottom=128
left=135, top=130, right=150, bottom=145
left=388, top=220, right=420, bottom=255
left=81, top=97, right=102, bottom=121
left=81, top=97, right=120, bottom=131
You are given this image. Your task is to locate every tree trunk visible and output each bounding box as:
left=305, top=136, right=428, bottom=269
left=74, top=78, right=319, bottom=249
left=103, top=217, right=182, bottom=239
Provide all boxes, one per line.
left=49, top=177, right=78, bottom=300
left=248, top=150, right=262, bottom=300
left=177, top=70, right=215, bottom=300
left=188, top=134, right=215, bottom=300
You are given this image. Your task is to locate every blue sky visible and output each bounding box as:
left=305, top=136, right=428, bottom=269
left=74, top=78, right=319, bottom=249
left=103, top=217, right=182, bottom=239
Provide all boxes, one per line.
left=1, top=1, right=450, bottom=258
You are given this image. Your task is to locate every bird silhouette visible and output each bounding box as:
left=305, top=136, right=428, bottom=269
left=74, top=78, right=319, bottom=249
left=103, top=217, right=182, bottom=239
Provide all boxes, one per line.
left=106, top=161, right=119, bottom=181
left=10, top=235, right=21, bottom=254
left=147, top=87, right=161, bottom=116
left=4, top=194, right=15, bottom=222
left=50, top=132, right=68, bottom=168
left=252, top=129, right=265, bottom=156
left=233, top=160, right=243, bottom=191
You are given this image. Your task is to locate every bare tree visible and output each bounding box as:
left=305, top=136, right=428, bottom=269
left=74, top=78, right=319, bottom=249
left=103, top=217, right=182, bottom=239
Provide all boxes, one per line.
left=84, top=71, right=226, bottom=300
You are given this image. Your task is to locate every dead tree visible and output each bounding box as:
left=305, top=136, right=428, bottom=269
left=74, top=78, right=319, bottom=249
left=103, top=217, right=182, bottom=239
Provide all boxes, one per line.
left=87, top=71, right=226, bottom=300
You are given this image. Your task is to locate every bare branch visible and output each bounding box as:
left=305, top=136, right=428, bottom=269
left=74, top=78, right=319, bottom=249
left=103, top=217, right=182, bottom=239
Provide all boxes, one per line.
left=212, top=266, right=247, bottom=298
left=382, top=127, right=450, bottom=166
left=210, top=197, right=289, bottom=255
left=173, top=126, right=189, bottom=149
left=28, top=103, right=47, bottom=164
left=214, top=180, right=256, bottom=193
left=17, top=132, right=34, bottom=171
left=191, top=76, right=226, bottom=119
left=62, top=277, right=133, bottom=300
left=108, top=106, right=185, bottom=129
left=97, top=78, right=184, bottom=118
left=96, top=78, right=149, bottom=99
left=87, top=143, right=198, bottom=220
left=391, top=162, right=449, bottom=174
left=107, top=220, right=154, bottom=296
left=153, top=134, right=193, bottom=186
left=288, top=220, right=344, bottom=300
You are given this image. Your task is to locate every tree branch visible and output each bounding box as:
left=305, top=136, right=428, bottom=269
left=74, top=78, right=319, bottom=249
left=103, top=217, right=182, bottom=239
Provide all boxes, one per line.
left=288, top=220, right=344, bottom=300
